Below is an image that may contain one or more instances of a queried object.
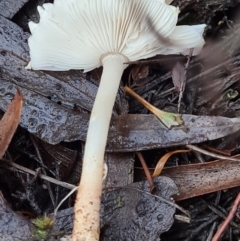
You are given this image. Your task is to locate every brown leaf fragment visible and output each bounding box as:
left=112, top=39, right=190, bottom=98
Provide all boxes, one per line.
left=130, top=65, right=149, bottom=81
left=152, top=150, right=190, bottom=178
left=161, top=156, right=240, bottom=201
left=136, top=155, right=240, bottom=201
left=0, top=88, right=23, bottom=158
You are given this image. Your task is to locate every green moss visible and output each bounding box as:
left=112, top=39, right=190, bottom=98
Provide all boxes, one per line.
left=32, top=216, right=55, bottom=240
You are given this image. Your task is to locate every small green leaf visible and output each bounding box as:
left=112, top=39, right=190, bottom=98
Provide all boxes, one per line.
left=153, top=108, right=183, bottom=129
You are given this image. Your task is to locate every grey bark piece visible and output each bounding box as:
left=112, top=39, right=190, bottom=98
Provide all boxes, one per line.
left=100, top=176, right=178, bottom=241
left=0, top=15, right=97, bottom=112
left=54, top=176, right=178, bottom=241
left=0, top=192, right=32, bottom=240
left=0, top=79, right=90, bottom=145
left=104, top=153, right=134, bottom=188
left=106, top=114, right=240, bottom=152
left=1, top=78, right=240, bottom=150
left=0, top=0, right=28, bottom=19
left=0, top=234, right=15, bottom=241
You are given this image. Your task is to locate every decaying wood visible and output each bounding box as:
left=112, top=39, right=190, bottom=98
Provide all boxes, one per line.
left=136, top=155, right=240, bottom=201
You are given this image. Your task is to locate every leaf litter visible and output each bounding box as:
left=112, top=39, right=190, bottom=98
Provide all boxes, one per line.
left=1, top=1, right=240, bottom=241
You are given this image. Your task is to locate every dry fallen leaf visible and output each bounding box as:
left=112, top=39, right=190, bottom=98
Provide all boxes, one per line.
left=130, top=65, right=149, bottom=81
left=0, top=88, right=23, bottom=158
left=136, top=154, right=240, bottom=201
left=172, top=62, right=186, bottom=92
left=152, top=150, right=190, bottom=177
left=165, top=0, right=173, bottom=4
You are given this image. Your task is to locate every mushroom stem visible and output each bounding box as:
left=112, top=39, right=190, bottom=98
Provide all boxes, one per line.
left=72, top=54, right=128, bottom=241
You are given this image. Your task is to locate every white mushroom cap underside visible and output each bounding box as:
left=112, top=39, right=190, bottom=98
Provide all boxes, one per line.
left=27, top=0, right=206, bottom=72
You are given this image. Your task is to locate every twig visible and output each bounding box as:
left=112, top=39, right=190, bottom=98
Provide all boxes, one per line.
left=0, top=159, right=76, bottom=190
left=157, top=87, right=177, bottom=98
left=206, top=222, right=218, bottom=241
left=177, top=48, right=193, bottom=112
left=174, top=214, right=190, bottom=223
left=206, top=192, right=221, bottom=241
left=204, top=145, right=232, bottom=157
left=185, top=215, right=219, bottom=241
left=186, top=145, right=240, bottom=162
left=136, top=152, right=155, bottom=192
left=202, top=199, right=240, bottom=229
left=54, top=186, right=78, bottom=216
left=178, top=12, right=190, bottom=23
left=212, top=192, right=240, bottom=241
left=30, top=136, right=56, bottom=207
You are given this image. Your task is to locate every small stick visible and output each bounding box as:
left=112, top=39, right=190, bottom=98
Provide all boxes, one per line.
left=0, top=159, right=76, bottom=190
left=125, top=85, right=155, bottom=111
left=136, top=152, right=155, bottom=192
left=204, top=145, right=232, bottom=157
left=54, top=186, right=78, bottom=216
left=186, top=145, right=240, bottom=162
left=31, top=135, right=56, bottom=207
left=212, top=192, right=240, bottom=241
left=177, top=48, right=193, bottom=112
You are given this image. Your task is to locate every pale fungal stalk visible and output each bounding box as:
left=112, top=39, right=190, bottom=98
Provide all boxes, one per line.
left=73, top=54, right=128, bottom=240
left=26, top=0, right=206, bottom=240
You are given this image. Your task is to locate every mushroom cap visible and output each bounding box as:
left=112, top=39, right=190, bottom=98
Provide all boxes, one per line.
left=27, top=0, right=205, bottom=72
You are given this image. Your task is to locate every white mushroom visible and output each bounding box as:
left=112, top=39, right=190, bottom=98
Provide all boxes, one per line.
left=26, top=0, right=206, bottom=240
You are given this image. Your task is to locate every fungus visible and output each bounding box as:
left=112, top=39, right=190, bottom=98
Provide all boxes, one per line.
left=27, top=0, right=206, bottom=240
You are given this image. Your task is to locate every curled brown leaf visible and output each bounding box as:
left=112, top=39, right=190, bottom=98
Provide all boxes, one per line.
left=152, top=150, right=190, bottom=178
left=0, top=88, right=23, bottom=158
